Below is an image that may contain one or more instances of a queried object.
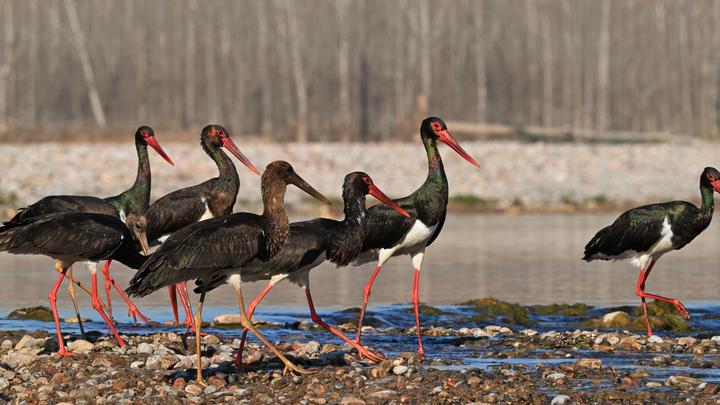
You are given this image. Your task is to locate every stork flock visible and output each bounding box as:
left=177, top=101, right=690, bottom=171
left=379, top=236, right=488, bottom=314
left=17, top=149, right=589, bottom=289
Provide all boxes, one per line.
left=1, top=118, right=718, bottom=384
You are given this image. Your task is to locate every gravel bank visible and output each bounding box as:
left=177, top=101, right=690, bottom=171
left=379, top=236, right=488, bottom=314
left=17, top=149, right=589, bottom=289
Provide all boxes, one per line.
left=1, top=140, right=719, bottom=212
left=0, top=325, right=716, bottom=404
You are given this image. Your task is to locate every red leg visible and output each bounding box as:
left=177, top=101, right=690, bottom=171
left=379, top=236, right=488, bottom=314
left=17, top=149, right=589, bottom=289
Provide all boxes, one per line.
left=635, top=266, right=652, bottom=336
left=102, top=260, right=149, bottom=323
left=178, top=282, right=196, bottom=333
left=101, top=260, right=113, bottom=316
left=234, top=281, right=276, bottom=367
left=49, top=263, right=73, bottom=356
left=355, top=264, right=383, bottom=344
left=169, top=285, right=179, bottom=324
left=412, top=267, right=424, bottom=355
left=635, top=260, right=690, bottom=322
left=91, top=270, right=126, bottom=347
left=305, top=287, right=384, bottom=363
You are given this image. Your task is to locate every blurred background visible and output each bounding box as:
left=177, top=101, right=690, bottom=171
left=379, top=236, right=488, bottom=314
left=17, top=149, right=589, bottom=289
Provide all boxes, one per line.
left=2, top=0, right=720, bottom=312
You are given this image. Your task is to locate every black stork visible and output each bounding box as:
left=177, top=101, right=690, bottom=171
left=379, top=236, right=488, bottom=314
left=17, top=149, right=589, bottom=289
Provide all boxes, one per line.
left=353, top=117, right=480, bottom=355
left=125, top=124, right=258, bottom=328
left=8, top=126, right=173, bottom=325
left=126, top=161, right=330, bottom=383
left=0, top=212, right=147, bottom=354
left=584, top=167, right=720, bottom=336
left=198, top=172, right=411, bottom=366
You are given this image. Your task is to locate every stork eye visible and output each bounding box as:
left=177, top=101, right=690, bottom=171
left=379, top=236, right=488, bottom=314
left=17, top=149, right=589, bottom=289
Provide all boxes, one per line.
left=362, top=176, right=372, bottom=185
left=710, top=174, right=717, bottom=181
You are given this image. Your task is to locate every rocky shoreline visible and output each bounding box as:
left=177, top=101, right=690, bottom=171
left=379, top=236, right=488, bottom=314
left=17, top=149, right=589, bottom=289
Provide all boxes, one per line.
left=2, top=139, right=720, bottom=216
left=1, top=319, right=719, bottom=403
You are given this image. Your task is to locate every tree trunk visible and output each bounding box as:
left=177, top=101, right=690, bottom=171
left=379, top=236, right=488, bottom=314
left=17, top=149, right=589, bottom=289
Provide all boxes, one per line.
left=474, top=1, right=487, bottom=123
left=63, top=0, right=107, bottom=126
left=257, top=1, right=272, bottom=135
left=596, top=0, right=611, bottom=130
left=184, top=0, right=197, bottom=127
left=286, top=0, right=308, bottom=142
left=0, top=0, right=14, bottom=133
left=337, top=0, right=351, bottom=142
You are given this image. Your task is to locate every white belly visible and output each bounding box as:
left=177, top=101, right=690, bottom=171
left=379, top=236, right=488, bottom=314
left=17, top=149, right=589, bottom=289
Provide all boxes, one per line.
left=628, top=217, right=675, bottom=269
left=395, top=220, right=437, bottom=252
left=198, top=198, right=213, bottom=221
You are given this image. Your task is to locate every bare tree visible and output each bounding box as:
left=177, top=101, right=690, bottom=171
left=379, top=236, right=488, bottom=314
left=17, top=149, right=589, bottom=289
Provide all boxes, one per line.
left=63, top=0, right=107, bottom=127
left=286, top=0, right=308, bottom=142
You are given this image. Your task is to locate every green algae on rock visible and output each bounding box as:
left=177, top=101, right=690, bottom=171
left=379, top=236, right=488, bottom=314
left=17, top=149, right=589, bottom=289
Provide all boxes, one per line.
left=402, top=304, right=446, bottom=316
left=529, top=303, right=591, bottom=316
left=8, top=306, right=53, bottom=322
left=462, top=297, right=532, bottom=326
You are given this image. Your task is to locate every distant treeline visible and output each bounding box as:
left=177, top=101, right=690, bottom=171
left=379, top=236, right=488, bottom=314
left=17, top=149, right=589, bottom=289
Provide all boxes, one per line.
left=1, top=0, right=719, bottom=140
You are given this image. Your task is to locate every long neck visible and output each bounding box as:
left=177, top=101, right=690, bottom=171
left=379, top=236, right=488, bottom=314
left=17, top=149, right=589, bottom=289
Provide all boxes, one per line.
left=423, top=134, right=446, bottom=183
left=328, top=189, right=368, bottom=266
left=260, top=181, right=289, bottom=260
left=107, top=143, right=151, bottom=215
left=700, top=185, right=715, bottom=216
left=203, top=140, right=237, bottom=178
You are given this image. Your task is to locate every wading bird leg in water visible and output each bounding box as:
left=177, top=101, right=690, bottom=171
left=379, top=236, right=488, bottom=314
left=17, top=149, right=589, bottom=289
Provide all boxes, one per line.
left=635, top=259, right=690, bottom=337
left=101, top=260, right=149, bottom=323
left=229, top=276, right=309, bottom=375
left=355, top=253, right=392, bottom=344
left=234, top=280, right=277, bottom=366
left=194, top=291, right=207, bottom=387
left=304, top=285, right=384, bottom=363
left=50, top=262, right=74, bottom=356
left=53, top=263, right=109, bottom=312
left=411, top=250, right=425, bottom=356
left=64, top=264, right=86, bottom=337
left=89, top=263, right=126, bottom=347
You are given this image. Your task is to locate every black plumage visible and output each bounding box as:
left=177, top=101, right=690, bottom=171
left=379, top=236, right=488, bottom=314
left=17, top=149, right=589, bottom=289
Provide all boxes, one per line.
left=134, top=124, right=258, bottom=243
left=0, top=213, right=145, bottom=269
left=352, top=117, right=480, bottom=355
left=583, top=166, right=720, bottom=336
left=125, top=160, right=330, bottom=381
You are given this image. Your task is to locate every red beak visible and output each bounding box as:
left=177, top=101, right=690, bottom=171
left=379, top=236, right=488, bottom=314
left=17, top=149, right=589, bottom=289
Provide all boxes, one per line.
left=146, top=136, right=174, bottom=166
left=712, top=180, right=720, bottom=193
left=222, top=136, right=260, bottom=175
left=437, top=130, right=480, bottom=168
left=368, top=184, right=411, bottom=218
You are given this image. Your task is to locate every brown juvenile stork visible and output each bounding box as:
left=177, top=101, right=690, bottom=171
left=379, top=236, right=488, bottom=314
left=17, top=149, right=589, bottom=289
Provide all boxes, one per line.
left=126, top=161, right=330, bottom=384
left=125, top=124, right=258, bottom=328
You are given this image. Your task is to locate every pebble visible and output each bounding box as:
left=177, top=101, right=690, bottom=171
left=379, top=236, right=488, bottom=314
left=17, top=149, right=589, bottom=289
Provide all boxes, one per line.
left=340, top=397, right=366, bottom=405
left=646, top=382, right=663, bottom=388
left=68, top=340, right=94, bottom=354
left=551, top=395, right=572, bottom=405
left=647, top=335, right=664, bottom=344
left=601, top=311, right=632, bottom=328
left=146, top=354, right=179, bottom=370
left=301, top=341, right=321, bottom=355
left=213, top=314, right=244, bottom=324
left=136, top=343, right=154, bottom=354
left=573, top=358, right=602, bottom=369
left=392, top=365, right=408, bottom=375
left=185, top=384, right=203, bottom=395
left=546, top=372, right=567, bottom=381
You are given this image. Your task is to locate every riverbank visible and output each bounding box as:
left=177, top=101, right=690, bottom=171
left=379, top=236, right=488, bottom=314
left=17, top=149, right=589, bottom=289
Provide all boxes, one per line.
left=1, top=139, right=719, bottom=217
left=2, top=299, right=720, bottom=403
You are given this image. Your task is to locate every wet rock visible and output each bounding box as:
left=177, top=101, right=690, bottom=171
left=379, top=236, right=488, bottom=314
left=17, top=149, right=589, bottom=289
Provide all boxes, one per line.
left=392, top=365, right=408, bottom=375
left=570, top=358, right=600, bottom=370
left=464, top=297, right=532, bottom=325
left=690, top=357, right=713, bottom=369
left=606, top=336, right=620, bottom=345
left=531, top=303, right=591, bottom=316
left=8, top=306, right=54, bottom=321
left=368, top=389, right=396, bottom=399
left=646, top=382, right=663, bottom=388
left=136, top=342, right=154, bottom=354
left=64, top=316, right=91, bottom=323
left=68, top=340, right=94, bottom=354
left=1, top=339, right=13, bottom=350
left=203, top=334, right=220, bottom=345
left=213, top=314, right=244, bottom=326
left=667, top=375, right=702, bottom=386
left=651, top=354, right=674, bottom=366
left=677, top=336, right=696, bottom=346
left=551, top=395, right=571, bottom=405
left=647, top=335, right=664, bottom=344
left=703, top=383, right=720, bottom=394
left=601, top=311, right=631, bottom=328
left=546, top=372, right=567, bottom=382
left=129, top=361, right=144, bottom=369
left=402, top=304, right=444, bottom=316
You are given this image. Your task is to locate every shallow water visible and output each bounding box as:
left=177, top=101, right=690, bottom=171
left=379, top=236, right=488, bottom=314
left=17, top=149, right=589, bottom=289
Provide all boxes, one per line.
left=2, top=212, right=720, bottom=323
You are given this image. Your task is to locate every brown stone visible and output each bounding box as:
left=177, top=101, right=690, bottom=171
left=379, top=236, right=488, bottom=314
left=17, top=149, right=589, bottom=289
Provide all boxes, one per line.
left=112, top=379, right=129, bottom=391
left=208, top=375, right=226, bottom=387
left=172, top=377, right=186, bottom=390
left=703, top=383, right=720, bottom=395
